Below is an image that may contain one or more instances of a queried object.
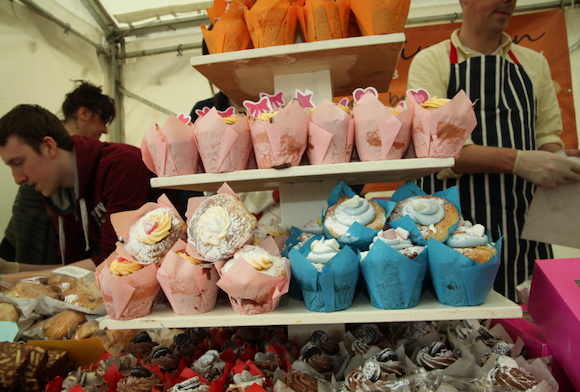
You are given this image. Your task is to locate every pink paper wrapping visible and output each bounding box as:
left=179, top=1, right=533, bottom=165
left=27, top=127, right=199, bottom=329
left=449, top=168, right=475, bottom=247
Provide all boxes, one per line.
left=306, top=99, right=354, bottom=165
left=193, top=108, right=253, bottom=173
left=110, top=194, right=183, bottom=247
left=249, top=100, right=308, bottom=169
left=407, top=90, right=477, bottom=159
left=215, top=237, right=290, bottom=315
left=141, top=115, right=198, bottom=177
left=95, top=247, right=160, bottom=320
left=156, top=240, right=220, bottom=315
left=353, top=92, right=411, bottom=161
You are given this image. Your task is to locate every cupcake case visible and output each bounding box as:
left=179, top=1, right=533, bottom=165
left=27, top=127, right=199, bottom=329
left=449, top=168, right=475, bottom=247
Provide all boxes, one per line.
left=101, top=34, right=522, bottom=336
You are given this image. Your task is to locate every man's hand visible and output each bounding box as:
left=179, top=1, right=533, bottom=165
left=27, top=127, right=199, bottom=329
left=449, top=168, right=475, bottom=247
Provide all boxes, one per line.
left=512, top=150, right=580, bottom=188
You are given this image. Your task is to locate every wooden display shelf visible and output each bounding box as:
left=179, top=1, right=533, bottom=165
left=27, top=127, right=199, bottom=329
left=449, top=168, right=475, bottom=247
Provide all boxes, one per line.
left=99, top=290, right=522, bottom=330
left=191, top=34, right=405, bottom=106
left=151, top=158, right=455, bottom=193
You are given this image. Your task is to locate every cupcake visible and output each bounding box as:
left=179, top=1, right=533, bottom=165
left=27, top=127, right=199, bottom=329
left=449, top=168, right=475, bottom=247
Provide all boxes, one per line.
left=187, top=190, right=257, bottom=263
left=248, top=100, right=308, bottom=169
left=127, top=331, right=157, bottom=359
left=324, top=195, right=386, bottom=239
left=360, top=228, right=428, bottom=309
left=141, top=113, right=199, bottom=177
left=243, top=0, right=298, bottom=48
left=416, top=341, right=456, bottom=371
left=168, top=376, right=210, bottom=392
left=95, top=247, right=161, bottom=320
left=190, top=350, right=226, bottom=383
left=289, top=236, right=359, bottom=313
left=146, top=346, right=182, bottom=374
left=193, top=107, right=253, bottom=173
left=62, top=368, right=109, bottom=392
left=486, top=356, right=539, bottom=390
left=446, top=220, right=497, bottom=264
left=306, top=99, right=354, bottom=165
left=116, top=365, right=163, bottom=392
left=350, top=0, right=410, bottom=35
left=216, top=237, right=290, bottom=315
left=352, top=88, right=413, bottom=162
left=157, top=240, right=220, bottom=315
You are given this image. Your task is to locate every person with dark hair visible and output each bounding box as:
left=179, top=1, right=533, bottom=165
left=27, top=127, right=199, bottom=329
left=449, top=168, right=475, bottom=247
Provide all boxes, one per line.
left=407, top=0, right=580, bottom=301
left=0, top=104, right=156, bottom=284
left=62, top=80, right=115, bottom=139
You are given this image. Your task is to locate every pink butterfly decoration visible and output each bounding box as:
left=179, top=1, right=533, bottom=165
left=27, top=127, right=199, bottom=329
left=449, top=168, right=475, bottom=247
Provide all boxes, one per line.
left=407, top=88, right=430, bottom=105
left=177, top=112, right=192, bottom=124
left=338, top=97, right=349, bottom=107
left=218, top=107, right=236, bottom=118
left=243, top=96, right=273, bottom=117
left=295, top=89, right=315, bottom=109
left=195, top=107, right=211, bottom=118
left=353, top=87, right=379, bottom=102
left=260, top=91, right=285, bottom=110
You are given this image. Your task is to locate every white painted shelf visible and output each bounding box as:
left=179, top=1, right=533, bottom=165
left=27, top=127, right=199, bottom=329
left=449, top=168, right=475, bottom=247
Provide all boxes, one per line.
left=99, top=290, right=522, bottom=330
left=191, top=34, right=405, bottom=106
left=151, top=158, right=455, bottom=193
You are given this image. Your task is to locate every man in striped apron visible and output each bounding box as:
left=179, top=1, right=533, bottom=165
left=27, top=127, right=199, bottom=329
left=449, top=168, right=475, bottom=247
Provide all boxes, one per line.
left=408, top=0, right=580, bottom=301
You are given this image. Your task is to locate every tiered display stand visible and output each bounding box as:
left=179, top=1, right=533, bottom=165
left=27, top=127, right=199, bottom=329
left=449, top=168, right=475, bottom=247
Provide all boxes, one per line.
left=99, top=33, right=522, bottom=333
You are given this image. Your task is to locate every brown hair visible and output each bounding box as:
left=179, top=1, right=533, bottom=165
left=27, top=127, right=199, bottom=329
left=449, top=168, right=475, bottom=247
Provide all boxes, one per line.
left=62, top=80, right=116, bottom=125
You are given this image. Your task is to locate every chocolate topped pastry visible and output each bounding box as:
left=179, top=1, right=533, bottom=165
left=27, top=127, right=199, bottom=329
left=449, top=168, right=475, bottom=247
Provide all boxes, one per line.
left=191, top=350, right=225, bottom=382
left=170, top=333, right=197, bottom=360
left=147, top=346, right=181, bottom=374
left=305, top=353, right=334, bottom=379
left=227, top=370, right=266, bottom=392
left=374, top=348, right=403, bottom=378
left=127, top=331, right=157, bottom=359
left=487, top=356, right=538, bottom=390
left=416, top=341, right=456, bottom=371
left=281, top=369, right=319, bottom=392
left=344, top=368, right=376, bottom=392
left=116, top=365, right=163, bottom=392
left=96, top=354, right=137, bottom=377
left=169, top=376, right=210, bottom=392
left=308, top=330, right=340, bottom=356
left=354, top=324, right=380, bottom=346
left=253, top=351, right=283, bottom=377
left=62, top=368, right=109, bottom=392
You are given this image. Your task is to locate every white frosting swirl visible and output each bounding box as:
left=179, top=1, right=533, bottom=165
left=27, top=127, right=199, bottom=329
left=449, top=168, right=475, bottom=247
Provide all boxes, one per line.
left=234, top=246, right=273, bottom=271
left=307, top=239, right=340, bottom=264
left=335, top=195, right=376, bottom=227
left=197, top=206, right=231, bottom=246
left=402, top=198, right=445, bottom=226
left=446, top=221, right=488, bottom=248
left=372, top=228, right=413, bottom=250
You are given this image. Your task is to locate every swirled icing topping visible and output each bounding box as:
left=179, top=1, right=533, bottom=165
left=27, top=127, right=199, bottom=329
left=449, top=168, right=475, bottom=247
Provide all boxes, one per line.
left=175, top=250, right=204, bottom=265
left=401, top=198, right=445, bottom=226
left=110, top=257, right=143, bottom=276
left=221, top=116, right=240, bottom=125
left=371, top=228, right=412, bottom=250
left=335, top=195, right=376, bottom=227
left=136, top=208, right=172, bottom=245
left=307, top=239, right=340, bottom=264
left=416, top=342, right=456, bottom=370
left=281, top=369, right=319, bottom=392
left=421, top=97, right=451, bottom=109
left=487, top=355, right=538, bottom=390
left=197, top=206, right=231, bottom=246
left=447, top=220, right=488, bottom=247
left=233, top=245, right=273, bottom=271
left=257, top=111, right=279, bottom=121
left=337, top=104, right=351, bottom=115
left=388, top=108, right=402, bottom=115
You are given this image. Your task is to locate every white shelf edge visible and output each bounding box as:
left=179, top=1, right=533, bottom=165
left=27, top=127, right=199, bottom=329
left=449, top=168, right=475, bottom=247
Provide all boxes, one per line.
left=151, top=158, right=455, bottom=192
left=99, top=290, right=522, bottom=330
left=190, top=34, right=406, bottom=67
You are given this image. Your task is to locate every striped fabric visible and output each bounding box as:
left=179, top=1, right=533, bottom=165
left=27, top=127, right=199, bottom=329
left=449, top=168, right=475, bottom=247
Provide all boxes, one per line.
left=417, top=46, right=552, bottom=302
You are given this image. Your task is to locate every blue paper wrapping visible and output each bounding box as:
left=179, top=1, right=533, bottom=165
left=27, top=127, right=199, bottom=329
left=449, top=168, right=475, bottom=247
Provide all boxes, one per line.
left=360, top=240, right=429, bottom=309
left=427, top=237, right=502, bottom=306
left=283, top=230, right=324, bottom=300
left=289, top=245, right=359, bottom=312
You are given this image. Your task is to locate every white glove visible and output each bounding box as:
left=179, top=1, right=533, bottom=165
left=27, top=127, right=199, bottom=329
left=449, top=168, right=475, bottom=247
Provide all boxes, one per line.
left=512, top=150, right=580, bottom=188
left=0, top=257, right=20, bottom=274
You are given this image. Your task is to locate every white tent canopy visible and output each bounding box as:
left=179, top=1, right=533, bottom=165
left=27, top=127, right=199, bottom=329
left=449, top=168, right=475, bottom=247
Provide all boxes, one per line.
left=1, top=0, right=579, bottom=257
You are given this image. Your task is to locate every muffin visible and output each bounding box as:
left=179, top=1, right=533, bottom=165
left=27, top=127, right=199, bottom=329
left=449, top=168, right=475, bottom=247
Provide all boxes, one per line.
left=324, top=195, right=386, bottom=239
left=116, top=365, right=163, bottom=392
left=446, top=220, right=497, bottom=264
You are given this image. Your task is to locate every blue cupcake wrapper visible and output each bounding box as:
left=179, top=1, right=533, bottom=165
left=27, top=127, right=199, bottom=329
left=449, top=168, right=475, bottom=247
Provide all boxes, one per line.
left=360, top=240, right=429, bottom=309
left=427, top=237, right=502, bottom=306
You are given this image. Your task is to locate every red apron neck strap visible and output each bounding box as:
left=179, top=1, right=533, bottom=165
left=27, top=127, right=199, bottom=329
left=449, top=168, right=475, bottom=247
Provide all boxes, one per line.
left=508, top=50, right=520, bottom=64
left=450, top=41, right=458, bottom=64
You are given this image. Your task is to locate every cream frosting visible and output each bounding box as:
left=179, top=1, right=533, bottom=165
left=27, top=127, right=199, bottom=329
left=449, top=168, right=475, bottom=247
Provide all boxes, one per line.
left=176, top=250, right=204, bottom=265
left=221, top=116, right=240, bottom=125
left=306, top=239, right=340, bottom=264
left=257, top=111, right=279, bottom=121
left=334, top=195, right=376, bottom=228
left=371, top=228, right=412, bottom=250
left=401, top=198, right=445, bottom=226
left=110, top=257, right=143, bottom=276
left=421, top=97, right=451, bottom=109
left=135, top=208, right=172, bottom=245
left=197, top=206, right=231, bottom=246
left=222, top=245, right=285, bottom=277
left=446, top=220, right=488, bottom=248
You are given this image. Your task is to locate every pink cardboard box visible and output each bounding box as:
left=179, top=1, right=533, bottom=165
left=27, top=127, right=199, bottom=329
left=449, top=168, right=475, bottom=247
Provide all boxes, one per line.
left=528, top=258, right=580, bottom=391
left=490, top=317, right=551, bottom=358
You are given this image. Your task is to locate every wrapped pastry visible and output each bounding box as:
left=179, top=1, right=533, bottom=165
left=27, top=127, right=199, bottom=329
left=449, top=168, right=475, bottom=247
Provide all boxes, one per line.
left=352, top=88, right=413, bottom=162
left=296, top=0, right=350, bottom=42
left=43, top=309, right=87, bottom=340
left=306, top=99, right=355, bottom=165
left=350, top=0, right=411, bottom=35
left=243, top=0, right=299, bottom=48
left=216, top=237, right=290, bottom=315
left=141, top=113, right=199, bottom=177
left=202, top=0, right=254, bottom=53
left=187, top=184, right=257, bottom=263
left=193, top=107, right=253, bottom=173
left=157, top=240, right=220, bottom=315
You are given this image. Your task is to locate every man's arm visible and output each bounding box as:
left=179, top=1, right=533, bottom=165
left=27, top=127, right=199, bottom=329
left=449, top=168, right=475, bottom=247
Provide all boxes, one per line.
left=1, top=258, right=96, bottom=285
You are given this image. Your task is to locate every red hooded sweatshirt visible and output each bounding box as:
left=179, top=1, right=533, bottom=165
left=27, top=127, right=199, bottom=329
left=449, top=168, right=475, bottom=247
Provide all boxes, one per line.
left=44, top=136, right=157, bottom=266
